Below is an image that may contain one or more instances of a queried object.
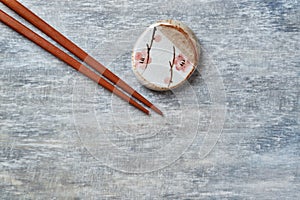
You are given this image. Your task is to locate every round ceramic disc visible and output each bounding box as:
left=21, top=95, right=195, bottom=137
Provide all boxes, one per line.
left=132, top=20, right=200, bottom=91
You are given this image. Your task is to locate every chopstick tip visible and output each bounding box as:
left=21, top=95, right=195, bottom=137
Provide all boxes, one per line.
left=150, top=105, right=164, bottom=116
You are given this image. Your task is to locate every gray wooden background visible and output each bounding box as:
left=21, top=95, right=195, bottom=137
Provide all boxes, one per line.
left=0, top=0, right=299, bottom=199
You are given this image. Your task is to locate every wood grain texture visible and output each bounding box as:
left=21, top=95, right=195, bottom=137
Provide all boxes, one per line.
left=0, top=0, right=299, bottom=199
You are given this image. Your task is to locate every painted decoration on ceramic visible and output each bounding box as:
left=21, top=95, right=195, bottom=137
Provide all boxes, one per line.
left=132, top=20, right=200, bottom=91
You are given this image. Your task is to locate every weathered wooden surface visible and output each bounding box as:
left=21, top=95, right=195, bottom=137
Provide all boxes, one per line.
left=0, top=0, right=299, bottom=199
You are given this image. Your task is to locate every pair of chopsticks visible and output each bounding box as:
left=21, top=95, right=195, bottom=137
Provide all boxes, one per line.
left=0, top=0, right=163, bottom=116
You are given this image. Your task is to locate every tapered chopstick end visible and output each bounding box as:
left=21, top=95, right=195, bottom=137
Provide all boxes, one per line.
left=151, top=105, right=164, bottom=116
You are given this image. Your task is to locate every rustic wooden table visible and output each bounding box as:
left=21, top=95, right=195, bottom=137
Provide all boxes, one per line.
left=1, top=0, right=299, bottom=199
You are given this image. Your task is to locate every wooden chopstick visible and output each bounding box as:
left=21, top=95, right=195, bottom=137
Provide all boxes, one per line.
left=0, top=10, right=150, bottom=115
left=1, top=0, right=163, bottom=116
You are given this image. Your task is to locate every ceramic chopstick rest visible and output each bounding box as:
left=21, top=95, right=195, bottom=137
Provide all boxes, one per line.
left=132, top=20, right=200, bottom=91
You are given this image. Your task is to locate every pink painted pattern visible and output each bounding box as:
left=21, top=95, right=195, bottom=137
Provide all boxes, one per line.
left=154, top=34, right=162, bottom=42
left=134, top=50, right=152, bottom=70
left=164, top=76, right=171, bottom=84
left=174, top=54, right=192, bottom=72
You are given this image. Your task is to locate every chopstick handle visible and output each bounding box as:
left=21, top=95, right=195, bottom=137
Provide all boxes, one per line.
left=0, top=10, right=149, bottom=115
left=1, top=0, right=163, bottom=115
